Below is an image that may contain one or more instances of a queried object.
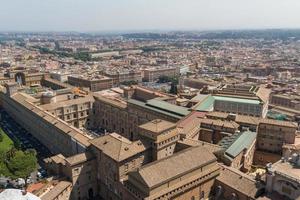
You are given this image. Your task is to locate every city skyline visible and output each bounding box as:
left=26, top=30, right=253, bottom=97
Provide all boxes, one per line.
left=1, top=0, right=300, bottom=32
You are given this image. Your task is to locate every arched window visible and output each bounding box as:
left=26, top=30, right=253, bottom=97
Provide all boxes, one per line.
left=231, top=193, right=238, bottom=200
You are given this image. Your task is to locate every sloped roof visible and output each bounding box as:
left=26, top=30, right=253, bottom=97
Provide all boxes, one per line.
left=223, top=131, right=257, bottom=160
left=89, top=133, right=148, bottom=162
left=200, top=118, right=239, bottom=129
left=139, top=119, right=176, bottom=134
left=129, top=145, right=216, bottom=188
left=217, top=165, right=264, bottom=199
left=65, top=151, right=94, bottom=166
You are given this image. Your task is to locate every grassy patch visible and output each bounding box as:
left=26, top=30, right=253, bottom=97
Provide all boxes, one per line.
left=0, top=128, right=14, bottom=153
left=0, top=161, right=12, bottom=177
left=0, top=128, right=14, bottom=177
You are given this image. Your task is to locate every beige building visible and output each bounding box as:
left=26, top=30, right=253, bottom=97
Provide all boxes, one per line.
left=199, top=118, right=239, bottom=144
left=92, top=86, right=189, bottom=141
left=266, top=155, right=300, bottom=200
left=103, top=70, right=142, bottom=86
left=0, top=85, right=91, bottom=157
left=214, top=165, right=264, bottom=200
left=68, top=75, right=113, bottom=92
left=89, top=133, right=151, bottom=200
left=143, top=67, right=178, bottom=82
left=139, top=119, right=180, bottom=161
left=271, top=94, right=300, bottom=111
left=124, top=145, right=220, bottom=200
left=44, top=152, right=97, bottom=200
left=40, top=181, right=72, bottom=200
left=257, top=119, right=297, bottom=154
left=213, top=84, right=270, bottom=117
left=255, top=119, right=297, bottom=165
left=40, top=93, right=94, bottom=129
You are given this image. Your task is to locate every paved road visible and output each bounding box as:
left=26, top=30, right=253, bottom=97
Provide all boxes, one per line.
left=0, top=109, right=52, bottom=183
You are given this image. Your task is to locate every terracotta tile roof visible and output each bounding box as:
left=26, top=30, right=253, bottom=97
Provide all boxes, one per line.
left=11, top=92, right=92, bottom=148
left=130, top=145, right=217, bottom=188
left=216, top=165, right=264, bottom=199
left=40, top=95, right=94, bottom=110
left=139, top=119, right=176, bottom=134
left=259, top=118, right=298, bottom=128
left=65, top=151, right=94, bottom=166
left=27, top=182, right=45, bottom=193
left=200, top=118, right=239, bottom=129
left=41, top=181, right=72, bottom=200
left=89, top=133, right=148, bottom=162
left=177, top=139, right=225, bottom=154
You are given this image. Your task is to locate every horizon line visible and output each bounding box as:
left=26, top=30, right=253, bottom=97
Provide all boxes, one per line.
left=1, top=27, right=300, bottom=34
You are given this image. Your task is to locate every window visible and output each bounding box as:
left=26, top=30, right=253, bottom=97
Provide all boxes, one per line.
left=201, top=191, right=205, bottom=199
left=74, top=168, right=79, bottom=174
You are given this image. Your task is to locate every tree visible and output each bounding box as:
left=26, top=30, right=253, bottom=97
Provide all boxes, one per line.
left=169, top=81, right=178, bottom=94
left=121, top=80, right=138, bottom=86
left=158, top=75, right=172, bottom=83
left=6, top=147, right=17, bottom=161
left=0, top=132, right=3, bottom=143
left=7, top=150, right=37, bottom=186
left=14, top=139, right=21, bottom=150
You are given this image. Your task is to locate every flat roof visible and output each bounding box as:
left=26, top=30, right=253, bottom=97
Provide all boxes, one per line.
left=214, top=96, right=261, bottom=105
left=194, top=95, right=261, bottom=112
left=273, top=161, right=300, bottom=183
left=146, top=99, right=190, bottom=116
left=194, top=96, right=215, bottom=112
left=127, top=99, right=187, bottom=120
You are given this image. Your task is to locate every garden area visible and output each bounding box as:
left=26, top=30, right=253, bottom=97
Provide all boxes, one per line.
left=0, top=128, right=37, bottom=186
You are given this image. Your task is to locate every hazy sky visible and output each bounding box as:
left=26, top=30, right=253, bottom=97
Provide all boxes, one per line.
left=1, top=0, right=300, bottom=32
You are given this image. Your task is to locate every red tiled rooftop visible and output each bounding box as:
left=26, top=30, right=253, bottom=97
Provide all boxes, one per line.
left=177, top=111, right=206, bottom=128
left=26, top=182, right=45, bottom=193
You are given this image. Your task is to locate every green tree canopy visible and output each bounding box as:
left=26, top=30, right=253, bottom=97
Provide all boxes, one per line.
left=7, top=150, right=37, bottom=180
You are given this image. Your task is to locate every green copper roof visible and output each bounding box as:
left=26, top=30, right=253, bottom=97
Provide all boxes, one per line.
left=214, top=96, right=260, bottom=105
left=194, top=96, right=215, bottom=112
left=194, top=95, right=261, bottom=112
left=222, top=131, right=257, bottom=160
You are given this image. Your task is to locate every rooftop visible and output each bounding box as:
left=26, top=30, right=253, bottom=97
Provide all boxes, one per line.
left=220, top=131, right=257, bottom=160
left=139, top=119, right=176, bottom=134
left=271, top=159, right=300, bottom=183
left=0, top=189, right=41, bottom=200
left=127, top=98, right=185, bottom=120
left=40, top=181, right=72, bottom=200
left=193, top=95, right=261, bottom=112
left=200, top=118, right=240, bottom=129
left=216, top=165, right=264, bottom=199
left=65, top=151, right=94, bottom=166
left=214, top=95, right=261, bottom=105
left=146, top=99, right=191, bottom=116
left=259, top=118, right=298, bottom=128
left=129, top=145, right=217, bottom=188
left=89, top=133, right=148, bottom=162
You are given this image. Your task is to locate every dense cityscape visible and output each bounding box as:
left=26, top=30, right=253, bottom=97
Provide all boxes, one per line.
left=0, top=29, right=300, bottom=200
